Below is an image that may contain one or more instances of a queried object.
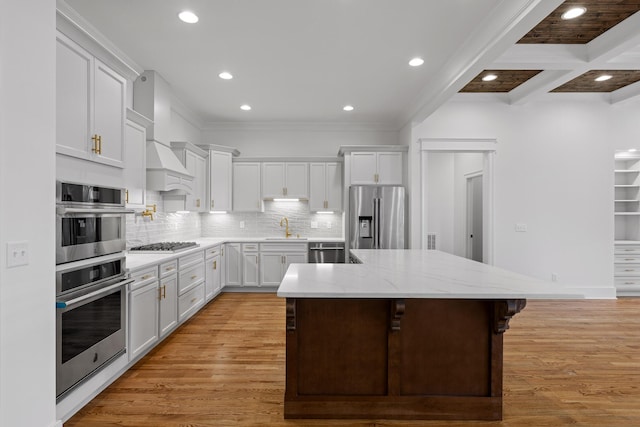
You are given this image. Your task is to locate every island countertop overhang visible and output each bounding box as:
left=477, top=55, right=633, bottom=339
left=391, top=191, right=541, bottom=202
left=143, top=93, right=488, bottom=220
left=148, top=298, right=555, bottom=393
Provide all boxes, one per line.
left=276, top=249, right=585, bottom=299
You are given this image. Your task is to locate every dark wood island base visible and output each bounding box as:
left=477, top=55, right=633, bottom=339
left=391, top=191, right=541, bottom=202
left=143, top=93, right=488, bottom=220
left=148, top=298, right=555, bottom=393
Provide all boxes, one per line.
left=284, top=297, right=526, bottom=420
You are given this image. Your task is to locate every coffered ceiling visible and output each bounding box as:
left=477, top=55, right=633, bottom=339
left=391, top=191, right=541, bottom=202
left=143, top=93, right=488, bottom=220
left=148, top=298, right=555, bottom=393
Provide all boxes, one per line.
left=60, top=0, right=640, bottom=128
left=462, top=1, right=640, bottom=98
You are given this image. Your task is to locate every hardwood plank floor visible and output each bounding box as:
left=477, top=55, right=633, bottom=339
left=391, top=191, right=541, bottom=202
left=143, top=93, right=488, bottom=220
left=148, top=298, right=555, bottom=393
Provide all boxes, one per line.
left=66, top=294, right=640, bottom=427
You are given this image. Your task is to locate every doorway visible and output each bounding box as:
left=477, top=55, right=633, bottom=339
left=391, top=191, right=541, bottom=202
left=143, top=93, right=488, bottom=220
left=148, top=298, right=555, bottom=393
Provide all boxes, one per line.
left=466, top=172, right=483, bottom=262
left=418, top=138, right=496, bottom=265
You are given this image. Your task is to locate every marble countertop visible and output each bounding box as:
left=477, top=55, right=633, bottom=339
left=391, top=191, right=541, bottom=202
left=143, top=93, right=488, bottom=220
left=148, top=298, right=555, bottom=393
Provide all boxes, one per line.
left=276, top=249, right=585, bottom=300
left=126, top=237, right=344, bottom=271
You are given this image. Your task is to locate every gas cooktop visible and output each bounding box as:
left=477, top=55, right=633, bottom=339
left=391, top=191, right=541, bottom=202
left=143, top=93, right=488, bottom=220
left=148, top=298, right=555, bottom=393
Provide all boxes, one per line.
left=129, top=242, right=199, bottom=254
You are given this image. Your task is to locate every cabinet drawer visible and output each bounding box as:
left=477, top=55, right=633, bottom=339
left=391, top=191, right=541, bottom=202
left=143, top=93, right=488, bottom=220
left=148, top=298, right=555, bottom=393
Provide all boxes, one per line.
left=178, top=262, right=205, bottom=294
left=615, top=255, right=640, bottom=263
left=614, top=264, right=640, bottom=276
left=129, top=266, right=158, bottom=290
left=178, top=283, right=205, bottom=322
left=160, top=260, right=178, bottom=278
left=242, top=243, right=259, bottom=252
left=205, top=245, right=221, bottom=259
left=615, top=277, right=640, bottom=288
left=260, top=242, right=308, bottom=252
left=614, top=245, right=640, bottom=255
left=179, top=251, right=204, bottom=269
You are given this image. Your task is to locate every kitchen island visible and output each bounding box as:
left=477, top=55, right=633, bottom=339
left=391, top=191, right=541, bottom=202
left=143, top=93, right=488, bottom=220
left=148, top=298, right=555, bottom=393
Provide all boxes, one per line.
left=276, top=249, right=583, bottom=420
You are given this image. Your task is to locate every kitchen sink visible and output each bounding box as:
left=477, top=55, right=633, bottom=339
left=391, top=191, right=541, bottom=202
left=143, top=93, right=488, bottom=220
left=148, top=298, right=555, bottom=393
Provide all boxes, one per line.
left=265, top=237, right=307, bottom=240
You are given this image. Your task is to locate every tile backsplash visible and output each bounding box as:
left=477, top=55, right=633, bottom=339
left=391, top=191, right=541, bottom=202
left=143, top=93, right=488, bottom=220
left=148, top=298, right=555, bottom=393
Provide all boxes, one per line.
left=126, top=192, right=343, bottom=247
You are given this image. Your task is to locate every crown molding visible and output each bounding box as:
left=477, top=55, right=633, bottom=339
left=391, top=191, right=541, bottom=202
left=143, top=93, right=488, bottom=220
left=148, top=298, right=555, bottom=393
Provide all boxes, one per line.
left=201, top=121, right=400, bottom=133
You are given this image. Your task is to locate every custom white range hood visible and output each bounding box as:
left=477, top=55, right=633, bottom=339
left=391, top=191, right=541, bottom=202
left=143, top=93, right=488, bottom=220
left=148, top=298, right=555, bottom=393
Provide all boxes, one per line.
left=134, top=70, right=193, bottom=194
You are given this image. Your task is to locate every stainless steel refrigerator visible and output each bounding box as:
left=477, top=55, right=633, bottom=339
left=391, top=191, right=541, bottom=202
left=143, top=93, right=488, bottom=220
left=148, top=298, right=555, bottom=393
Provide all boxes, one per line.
left=349, top=185, right=406, bottom=250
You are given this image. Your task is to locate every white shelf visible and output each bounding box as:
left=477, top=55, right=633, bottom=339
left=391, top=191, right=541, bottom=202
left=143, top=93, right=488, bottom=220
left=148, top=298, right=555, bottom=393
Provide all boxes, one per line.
left=615, top=200, right=640, bottom=202
left=615, top=185, right=640, bottom=188
left=615, top=212, right=640, bottom=216
left=615, top=240, right=640, bottom=245
left=615, top=169, right=640, bottom=173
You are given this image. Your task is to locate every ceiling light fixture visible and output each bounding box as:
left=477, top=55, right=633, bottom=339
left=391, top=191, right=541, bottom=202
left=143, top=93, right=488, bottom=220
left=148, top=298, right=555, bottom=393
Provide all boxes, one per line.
left=561, top=7, right=586, bottom=20
left=240, top=104, right=251, bottom=111
left=178, top=11, right=199, bottom=24
left=218, top=72, right=233, bottom=80
left=595, top=74, right=612, bottom=82
left=482, top=74, right=498, bottom=82
left=343, top=105, right=354, bottom=111
left=409, top=57, right=424, bottom=67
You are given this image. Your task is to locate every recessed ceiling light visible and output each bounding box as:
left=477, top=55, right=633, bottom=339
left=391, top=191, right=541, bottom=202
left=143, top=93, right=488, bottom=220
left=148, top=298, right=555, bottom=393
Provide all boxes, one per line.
left=409, top=57, right=424, bottom=67
left=630, top=149, right=637, bottom=153
left=178, top=11, right=199, bottom=23
left=240, top=104, right=251, bottom=111
left=219, top=72, right=233, bottom=80
left=482, top=74, right=498, bottom=82
left=343, top=105, right=354, bottom=111
left=561, top=7, right=586, bottom=20
left=595, top=74, right=612, bottom=82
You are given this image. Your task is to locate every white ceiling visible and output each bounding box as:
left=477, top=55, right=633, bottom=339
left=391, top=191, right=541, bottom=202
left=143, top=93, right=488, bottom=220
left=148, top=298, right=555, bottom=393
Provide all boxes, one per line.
left=64, top=0, right=570, bottom=128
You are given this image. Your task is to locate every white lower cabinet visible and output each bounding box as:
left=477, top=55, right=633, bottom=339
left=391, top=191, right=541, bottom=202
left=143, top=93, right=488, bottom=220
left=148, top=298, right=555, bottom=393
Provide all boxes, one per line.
left=205, top=245, right=222, bottom=301
left=177, top=252, right=205, bottom=322
left=259, top=243, right=308, bottom=287
left=158, top=273, right=178, bottom=338
left=242, top=243, right=260, bottom=286
left=128, top=274, right=159, bottom=361
left=225, top=243, right=242, bottom=287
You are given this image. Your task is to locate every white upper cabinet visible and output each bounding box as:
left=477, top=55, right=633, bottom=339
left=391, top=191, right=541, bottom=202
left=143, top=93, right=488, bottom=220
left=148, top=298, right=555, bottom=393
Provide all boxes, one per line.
left=309, top=162, right=342, bottom=212
left=56, top=31, right=126, bottom=168
left=169, top=142, right=208, bottom=212
left=123, top=112, right=149, bottom=209
left=262, top=162, right=308, bottom=199
left=233, top=162, right=263, bottom=212
left=350, top=151, right=402, bottom=185
left=209, top=151, right=232, bottom=212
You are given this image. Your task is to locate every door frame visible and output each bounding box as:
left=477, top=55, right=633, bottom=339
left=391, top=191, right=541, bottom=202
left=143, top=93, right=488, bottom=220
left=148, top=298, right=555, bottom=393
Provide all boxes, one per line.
left=418, top=138, right=496, bottom=265
left=465, top=171, right=483, bottom=261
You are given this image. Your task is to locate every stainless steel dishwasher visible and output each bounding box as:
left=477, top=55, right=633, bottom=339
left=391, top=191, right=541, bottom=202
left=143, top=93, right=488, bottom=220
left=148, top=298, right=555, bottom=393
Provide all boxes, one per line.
left=308, top=242, right=345, bottom=263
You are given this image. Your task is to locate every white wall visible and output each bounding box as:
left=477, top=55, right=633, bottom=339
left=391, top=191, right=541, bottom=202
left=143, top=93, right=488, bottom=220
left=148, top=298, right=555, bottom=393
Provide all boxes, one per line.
left=202, top=125, right=398, bottom=157
left=0, top=0, right=57, bottom=426
left=414, top=95, right=637, bottom=296
left=171, top=109, right=203, bottom=145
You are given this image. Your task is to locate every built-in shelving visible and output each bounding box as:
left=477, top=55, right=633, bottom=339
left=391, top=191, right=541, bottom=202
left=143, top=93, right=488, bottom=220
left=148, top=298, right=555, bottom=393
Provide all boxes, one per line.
left=614, top=151, right=640, bottom=297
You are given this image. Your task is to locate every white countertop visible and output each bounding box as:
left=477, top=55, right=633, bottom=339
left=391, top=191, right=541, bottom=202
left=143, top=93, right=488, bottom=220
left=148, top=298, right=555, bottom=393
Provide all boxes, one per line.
left=125, top=237, right=344, bottom=271
left=276, top=249, right=585, bottom=300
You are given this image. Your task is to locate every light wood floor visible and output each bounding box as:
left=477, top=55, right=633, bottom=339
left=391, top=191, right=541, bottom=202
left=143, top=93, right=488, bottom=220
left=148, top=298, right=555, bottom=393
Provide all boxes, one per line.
left=66, top=293, right=640, bottom=427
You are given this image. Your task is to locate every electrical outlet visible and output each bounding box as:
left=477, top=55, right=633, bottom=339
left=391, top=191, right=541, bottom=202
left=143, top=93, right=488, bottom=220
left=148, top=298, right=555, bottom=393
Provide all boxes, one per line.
left=240, top=221, right=245, bottom=229
left=326, top=222, right=332, bottom=229
left=551, top=273, right=558, bottom=282
left=311, top=221, right=318, bottom=229
left=515, top=223, right=528, bottom=232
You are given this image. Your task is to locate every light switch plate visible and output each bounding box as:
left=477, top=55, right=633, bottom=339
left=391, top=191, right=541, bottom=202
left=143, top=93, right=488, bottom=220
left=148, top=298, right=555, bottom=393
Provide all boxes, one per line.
left=515, top=223, right=527, bottom=232
left=7, top=241, right=29, bottom=267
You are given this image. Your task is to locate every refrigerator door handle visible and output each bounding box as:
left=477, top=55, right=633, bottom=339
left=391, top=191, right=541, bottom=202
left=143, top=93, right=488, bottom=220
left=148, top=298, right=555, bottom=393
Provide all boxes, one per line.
left=373, top=197, right=380, bottom=249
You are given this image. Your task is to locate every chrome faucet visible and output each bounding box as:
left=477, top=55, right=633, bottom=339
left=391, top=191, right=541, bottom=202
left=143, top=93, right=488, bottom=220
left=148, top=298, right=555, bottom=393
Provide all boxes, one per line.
left=280, top=217, right=292, bottom=238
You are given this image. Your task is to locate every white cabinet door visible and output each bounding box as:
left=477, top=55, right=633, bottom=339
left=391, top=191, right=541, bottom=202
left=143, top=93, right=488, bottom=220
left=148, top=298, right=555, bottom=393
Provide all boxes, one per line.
left=124, top=120, right=146, bottom=209
left=205, top=253, right=222, bottom=301
left=262, top=162, right=285, bottom=198
left=129, top=281, right=159, bottom=360
left=285, top=163, right=309, bottom=198
left=326, top=162, right=342, bottom=210
left=93, top=59, right=126, bottom=168
left=212, top=254, right=222, bottom=294
left=159, top=275, right=178, bottom=338
left=284, top=252, right=307, bottom=269
left=309, top=163, right=326, bottom=211
left=209, top=151, right=232, bottom=211
left=233, top=163, right=262, bottom=211
left=260, top=253, right=285, bottom=286
left=225, top=243, right=242, bottom=286
left=56, top=32, right=126, bottom=168
left=309, top=162, right=342, bottom=212
left=377, top=152, right=403, bottom=185
left=184, top=151, right=207, bottom=212
left=56, top=33, right=92, bottom=161
left=350, top=152, right=377, bottom=184
left=243, top=252, right=260, bottom=286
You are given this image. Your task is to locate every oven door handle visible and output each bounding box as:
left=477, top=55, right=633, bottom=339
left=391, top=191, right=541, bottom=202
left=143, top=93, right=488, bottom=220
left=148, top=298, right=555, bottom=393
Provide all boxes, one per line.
left=56, top=207, right=135, bottom=215
left=56, top=278, right=135, bottom=309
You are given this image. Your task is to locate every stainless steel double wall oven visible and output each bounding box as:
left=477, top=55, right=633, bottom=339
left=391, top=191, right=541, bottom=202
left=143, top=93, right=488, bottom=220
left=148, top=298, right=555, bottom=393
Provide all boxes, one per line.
left=55, top=181, right=133, bottom=399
